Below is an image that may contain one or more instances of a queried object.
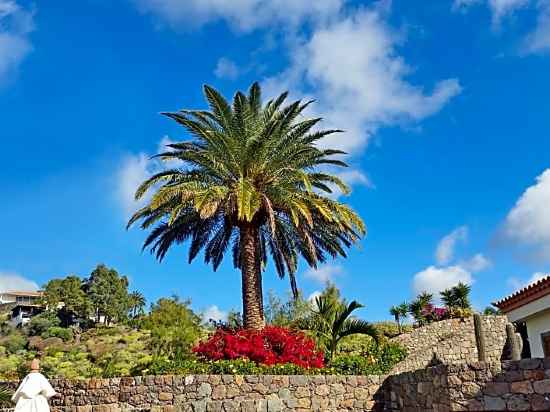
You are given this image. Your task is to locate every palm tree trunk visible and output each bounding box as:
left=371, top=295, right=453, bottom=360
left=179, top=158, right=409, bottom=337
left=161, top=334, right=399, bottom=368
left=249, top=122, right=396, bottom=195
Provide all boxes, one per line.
left=240, top=223, right=265, bottom=330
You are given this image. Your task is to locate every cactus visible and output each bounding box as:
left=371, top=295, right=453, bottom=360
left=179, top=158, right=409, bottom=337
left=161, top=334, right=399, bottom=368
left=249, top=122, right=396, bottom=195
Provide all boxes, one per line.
left=515, top=332, right=523, bottom=357
left=506, top=323, right=521, bottom=361
left=474, top=313, right=487, bottom=362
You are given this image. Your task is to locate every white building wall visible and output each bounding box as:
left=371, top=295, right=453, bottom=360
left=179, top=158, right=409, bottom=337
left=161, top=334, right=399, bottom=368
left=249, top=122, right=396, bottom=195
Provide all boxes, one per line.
left=507, top=296, right=550, bottom=358
left=525, top=310, right=550, bottom=358
left=0, top=293, right=16, bottom=304
left=507, top=294, right=550, bottom=323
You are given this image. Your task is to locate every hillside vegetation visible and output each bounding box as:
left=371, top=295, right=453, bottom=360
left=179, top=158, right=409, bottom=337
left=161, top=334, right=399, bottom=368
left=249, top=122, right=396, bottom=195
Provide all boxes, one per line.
left=0, top=265, right=406, bottom=380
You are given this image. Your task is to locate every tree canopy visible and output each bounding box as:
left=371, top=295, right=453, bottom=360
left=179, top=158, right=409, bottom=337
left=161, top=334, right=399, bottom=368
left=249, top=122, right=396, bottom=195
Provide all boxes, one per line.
left=128, top=82, right=365, bottom=329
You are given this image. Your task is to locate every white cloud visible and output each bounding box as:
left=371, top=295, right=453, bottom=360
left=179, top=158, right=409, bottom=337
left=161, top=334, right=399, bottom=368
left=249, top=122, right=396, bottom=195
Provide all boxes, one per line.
left=263, top=6, right=461, bottom=154
left=508, top=271, right=549, bottom=290
left=117, top=137, right=182, bottom=218
left=0, top=271, right=38, bottom=292
left=304, top=264, right=344, bottom=284
left=523, top=0, right=550, bottom=54
left=454, top=0, right=550, bottom=54
left=413, top=226, right=491, bottom=297
left=412, top=265, right=473, bottom=296
left=503, top=169, right=550, bottom=261
left=489, top=0, right=530, bottom=23
left=338, top=170, right=374, bottom=189
left=461, top=253, right=492, bottom=272
left=132, top=1, right=460, bottom=196
left=325, top=169, right=374, bottom=199
left=435, top=226, right=468, bottom=265
left=453, top=0, right=529, bottom=21
left=202, top=305, right=227, bottom=323
left=132, top=0, right=342, bottom=32
left=0, top=1, right=34, bottom=86
left=117, top=152, right=152, bottom=218
left=214, top=57, right=240, bottom=80
left=307, top=290, right=322, bottom=302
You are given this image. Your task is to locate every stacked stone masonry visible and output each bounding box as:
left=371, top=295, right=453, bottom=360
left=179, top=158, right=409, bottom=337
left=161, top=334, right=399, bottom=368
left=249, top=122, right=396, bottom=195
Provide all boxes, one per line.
left=390, top=315, right=508, bottom=373
left=1, top=374, right=389, bottom=412
left=3, top=359, right=550, bottom=411
left=389, top=358, right=550, bottom=411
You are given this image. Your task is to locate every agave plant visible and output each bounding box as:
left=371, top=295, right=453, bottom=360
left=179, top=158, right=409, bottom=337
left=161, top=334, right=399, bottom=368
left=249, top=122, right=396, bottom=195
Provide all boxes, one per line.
left=0, top=386, right=13, bottom=406
left=297, top=295, right=378, bottom=362
left=128, top=82, right=365, bottom=330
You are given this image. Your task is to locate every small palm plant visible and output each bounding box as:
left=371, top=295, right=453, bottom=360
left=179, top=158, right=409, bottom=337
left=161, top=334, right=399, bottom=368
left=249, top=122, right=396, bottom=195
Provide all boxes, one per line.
left=389, top=302, right=409, bottom=334
left=297, top=296, right=378, bottom=362
left=440, top=288, right=455, bottom=308
left=389, top=305, right=401, bottom=333
left=409, top=292, right=433, bottom=326
left=441, top=282, right=472, bottom=318
left=452, top=282, right=472, bottom=309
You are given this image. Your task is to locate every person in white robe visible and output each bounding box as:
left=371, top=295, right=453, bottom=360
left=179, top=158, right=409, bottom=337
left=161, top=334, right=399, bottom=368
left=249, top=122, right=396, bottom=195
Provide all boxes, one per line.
left=11, top=359, right=56, bottom=412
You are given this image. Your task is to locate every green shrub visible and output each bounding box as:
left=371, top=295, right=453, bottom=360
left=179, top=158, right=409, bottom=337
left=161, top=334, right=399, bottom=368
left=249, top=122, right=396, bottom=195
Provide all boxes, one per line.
left=142, top=297, right=202, bottom=360
left=1, top=333, right=27, bottom=354
left=27, top=311, right=60, bottom=336
left=331, top=338, right=406, bottom=375
left=372, top=321, right=412, bottom=339
left=44, top=327, right=73, bottom=342
left=0, top=353, right=26, bottom=380
left=140, top=356, right=316, bottom=376
left=329, top=342, right=406, bottom=375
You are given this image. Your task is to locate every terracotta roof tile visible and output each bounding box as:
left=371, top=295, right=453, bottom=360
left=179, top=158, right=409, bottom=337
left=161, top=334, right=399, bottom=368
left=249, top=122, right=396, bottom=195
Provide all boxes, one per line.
left=493, top=275, right=550, bottom=313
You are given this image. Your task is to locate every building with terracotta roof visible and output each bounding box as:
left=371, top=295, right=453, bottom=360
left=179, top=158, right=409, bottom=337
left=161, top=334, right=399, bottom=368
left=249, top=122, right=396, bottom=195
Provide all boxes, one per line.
left=0, top=290, right=43, bottom=305
left=494, top=275, right=550, bottom=358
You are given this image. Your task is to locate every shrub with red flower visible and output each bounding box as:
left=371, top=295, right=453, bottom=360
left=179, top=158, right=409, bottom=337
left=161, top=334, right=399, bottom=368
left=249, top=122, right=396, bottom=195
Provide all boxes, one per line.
left=193, top=326, right=324, bottom=368
left=421, top=304, right=448, bottom=322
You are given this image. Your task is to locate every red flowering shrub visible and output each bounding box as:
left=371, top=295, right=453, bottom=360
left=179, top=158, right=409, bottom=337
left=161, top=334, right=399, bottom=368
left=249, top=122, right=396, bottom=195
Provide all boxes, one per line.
left=421, top=304, right=448, bottom=322
left=193, top=326, right=324, bottom=368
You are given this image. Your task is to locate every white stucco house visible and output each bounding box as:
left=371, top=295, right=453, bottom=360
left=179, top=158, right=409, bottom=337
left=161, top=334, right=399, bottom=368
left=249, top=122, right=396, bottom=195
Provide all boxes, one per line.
left=0, top=290, right=44, bottom=327
left=0, top=290, right=43, bottom=305
left=494, top=275, right=550, bottom=358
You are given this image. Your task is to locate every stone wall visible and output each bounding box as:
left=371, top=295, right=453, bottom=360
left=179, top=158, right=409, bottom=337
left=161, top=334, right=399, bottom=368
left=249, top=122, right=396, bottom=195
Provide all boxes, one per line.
left=3, top=358, right=550, bottom=411
left=390, top=315, right=508, bottom=373
left=1, top=374, right=389, bottom=412
left=387, top=358, right=550, bottom=411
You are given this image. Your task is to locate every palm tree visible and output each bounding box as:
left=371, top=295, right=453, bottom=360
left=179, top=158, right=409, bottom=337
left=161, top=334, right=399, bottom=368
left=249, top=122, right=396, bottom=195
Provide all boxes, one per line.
left=398, top=302, right=409, bottom=321
left=452, top=282, right=471, bottom=309
left=128, top=291, right=146, bottom=318
left=440, top=288, right=455, bottom=309
left=483, top=306, right=500, bottom=315
left=128, top=82, right=365, bottom=330
left=297, top=296, right=378, bottom=362
left=389, top=305, right=402, bottom=334
left=390, top=301, right=409, bottom=334
left=409, top=292, right=433, bottom=325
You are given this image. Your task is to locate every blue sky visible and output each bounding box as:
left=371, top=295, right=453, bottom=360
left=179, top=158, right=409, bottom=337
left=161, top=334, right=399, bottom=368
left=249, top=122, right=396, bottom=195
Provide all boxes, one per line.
left=1, top=0, right=549, bottom=322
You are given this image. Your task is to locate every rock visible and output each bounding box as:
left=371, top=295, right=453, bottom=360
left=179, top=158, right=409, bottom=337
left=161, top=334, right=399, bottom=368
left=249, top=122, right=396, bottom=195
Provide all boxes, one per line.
left=533, top=379, right=550, bottom=394
left=159, top=392, right=173, bottom=401
left=197, top=383, right=212, bottom=398
left=519, top=358, right=542, bottom=370
left=484, top=382, right=509, bottom=396
left=483, top=396, right=506, bottom=410
left=507, top=395, right=531, bottom=411
left=266, top=399, right=282, bottom=412
left=510, top=381, right=534, bottom=394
